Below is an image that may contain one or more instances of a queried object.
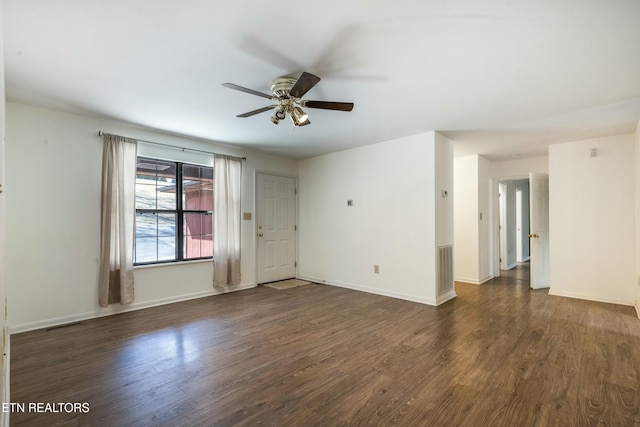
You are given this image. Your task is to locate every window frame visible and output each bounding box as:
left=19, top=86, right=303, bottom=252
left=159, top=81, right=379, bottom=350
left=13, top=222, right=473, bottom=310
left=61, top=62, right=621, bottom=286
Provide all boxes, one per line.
left=134, top=156, right=213, bottom=266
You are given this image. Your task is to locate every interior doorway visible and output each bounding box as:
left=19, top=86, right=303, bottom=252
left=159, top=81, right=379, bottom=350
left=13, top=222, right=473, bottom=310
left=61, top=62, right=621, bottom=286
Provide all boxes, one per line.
left=497, top=178, right=530, bottom=275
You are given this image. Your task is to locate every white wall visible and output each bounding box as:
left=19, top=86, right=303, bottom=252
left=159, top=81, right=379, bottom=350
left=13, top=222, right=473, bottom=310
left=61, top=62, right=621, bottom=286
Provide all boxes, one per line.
left=453, top=154, right=492, bottom=284
left=492, top=156, right=548, bottom=178
left=549, top=134, right=636, bottom=306
left=298, top=131, right=453, bottom=305
left=5, top=103, right=298, bottom=332
left=454, top=156, right=479, bottom=282
left=435, top=133, right=454, bottom=249
left=478, top=156, right=492, bottom=281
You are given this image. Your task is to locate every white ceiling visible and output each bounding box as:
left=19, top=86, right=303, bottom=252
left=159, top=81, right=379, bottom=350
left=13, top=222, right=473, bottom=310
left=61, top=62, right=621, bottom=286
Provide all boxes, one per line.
left=3, top=0, right=640, bottom=161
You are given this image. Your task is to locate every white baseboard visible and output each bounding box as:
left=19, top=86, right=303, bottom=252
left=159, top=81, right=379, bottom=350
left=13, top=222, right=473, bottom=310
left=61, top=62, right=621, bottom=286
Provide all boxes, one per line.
left=454, top=275, right=494, bottom=285
left=635, top=301, right=640, bottom=319
left=531, top=285, right=550, bottom=290
left=299, top=275, right=438, bottom=306
left=454, top=276, right=479, bottom=284
left=436, top=289, right=457, bottom=305
left=10, top=283, right=256, bottom=334
left=479, top=274, right=494, bottom=284
left=504, top=263, right=518, bottom=271
left=548, top=289, right=634, bottom=307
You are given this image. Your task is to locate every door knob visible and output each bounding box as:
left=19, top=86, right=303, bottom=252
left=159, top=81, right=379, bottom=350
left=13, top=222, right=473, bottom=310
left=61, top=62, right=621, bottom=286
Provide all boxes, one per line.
left=257, top=232, right=264, bottom=237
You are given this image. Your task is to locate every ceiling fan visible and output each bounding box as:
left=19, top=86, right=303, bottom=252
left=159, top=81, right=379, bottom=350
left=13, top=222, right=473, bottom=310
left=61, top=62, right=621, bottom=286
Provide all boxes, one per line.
left=222, top=72, right=354, bottom=127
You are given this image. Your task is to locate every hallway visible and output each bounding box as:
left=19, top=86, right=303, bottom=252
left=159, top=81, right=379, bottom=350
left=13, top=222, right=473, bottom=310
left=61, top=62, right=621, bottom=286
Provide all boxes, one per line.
left=499, top=261, right=530, bottom=284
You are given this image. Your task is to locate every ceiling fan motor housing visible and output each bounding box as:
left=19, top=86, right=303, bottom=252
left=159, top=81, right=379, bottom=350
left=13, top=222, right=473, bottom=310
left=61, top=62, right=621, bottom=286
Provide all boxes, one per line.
left=270, top=77, right=297, bottom=99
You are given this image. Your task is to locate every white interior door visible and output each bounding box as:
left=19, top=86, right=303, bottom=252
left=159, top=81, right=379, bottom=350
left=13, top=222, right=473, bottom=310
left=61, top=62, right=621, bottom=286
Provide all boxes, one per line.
left=529, top=173, right=550, bottom=289
left=256, top=173, right=296, bottom=284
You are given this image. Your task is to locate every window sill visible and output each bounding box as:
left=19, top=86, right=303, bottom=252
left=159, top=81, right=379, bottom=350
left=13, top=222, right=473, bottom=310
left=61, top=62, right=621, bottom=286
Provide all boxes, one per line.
left=134, top=258, right=213, bottom=270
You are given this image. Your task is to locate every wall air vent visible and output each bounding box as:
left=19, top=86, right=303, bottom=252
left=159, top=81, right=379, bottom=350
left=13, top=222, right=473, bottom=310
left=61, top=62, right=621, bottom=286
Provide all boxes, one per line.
left=437, top=245, right=454, bottom=296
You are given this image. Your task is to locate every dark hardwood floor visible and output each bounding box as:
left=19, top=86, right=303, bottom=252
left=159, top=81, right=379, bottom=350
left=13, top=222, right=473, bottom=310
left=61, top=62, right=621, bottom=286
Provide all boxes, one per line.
left=10, top=270, right=640, bottom=426
left=500, top=261, right=530, bottom=283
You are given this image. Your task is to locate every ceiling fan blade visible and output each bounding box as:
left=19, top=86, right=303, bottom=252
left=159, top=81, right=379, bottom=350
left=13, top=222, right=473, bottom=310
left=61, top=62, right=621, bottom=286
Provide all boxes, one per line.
left=303, top=101, right=354, bottom=112
left=236, top=105, right=276, bottom=118
left=222, top=83, right=273, bottom=100
left=289, top=72, right=321, bottom=99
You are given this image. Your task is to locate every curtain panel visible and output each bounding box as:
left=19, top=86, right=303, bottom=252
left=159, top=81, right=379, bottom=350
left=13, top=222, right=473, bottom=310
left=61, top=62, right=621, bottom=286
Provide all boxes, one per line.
left=213, top=154, right=242, bottom=287
left=99, top=134, right=137, bottom=306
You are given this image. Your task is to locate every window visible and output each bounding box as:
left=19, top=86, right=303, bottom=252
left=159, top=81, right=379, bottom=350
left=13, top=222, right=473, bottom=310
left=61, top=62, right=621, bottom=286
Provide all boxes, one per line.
left=134, top=157, right=213, bottom=265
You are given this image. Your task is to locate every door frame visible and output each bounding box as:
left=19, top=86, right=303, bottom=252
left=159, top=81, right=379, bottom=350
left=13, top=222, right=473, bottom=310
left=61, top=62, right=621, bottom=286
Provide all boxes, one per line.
left=498, top=182, right=507, bottom=271
left=492, top=175, right=529, bottom=278
left=254, top=170, right=299, bottom=284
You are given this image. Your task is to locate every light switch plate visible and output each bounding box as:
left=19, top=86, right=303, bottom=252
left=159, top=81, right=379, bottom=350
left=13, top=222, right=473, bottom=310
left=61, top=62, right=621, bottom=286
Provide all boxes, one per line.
left=243, top=212, right=252, bottom=220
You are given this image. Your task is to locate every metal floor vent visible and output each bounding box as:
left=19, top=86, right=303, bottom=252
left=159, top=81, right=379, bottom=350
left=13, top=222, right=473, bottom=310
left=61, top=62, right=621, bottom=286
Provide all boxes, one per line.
left=437, top=245, right=453, bottom=296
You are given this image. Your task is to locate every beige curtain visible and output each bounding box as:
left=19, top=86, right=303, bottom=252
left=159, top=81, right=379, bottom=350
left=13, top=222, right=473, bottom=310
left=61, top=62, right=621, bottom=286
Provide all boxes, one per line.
left=99, top=134, right=137, bottom=306
left=213, top=154, right=242, bottom=287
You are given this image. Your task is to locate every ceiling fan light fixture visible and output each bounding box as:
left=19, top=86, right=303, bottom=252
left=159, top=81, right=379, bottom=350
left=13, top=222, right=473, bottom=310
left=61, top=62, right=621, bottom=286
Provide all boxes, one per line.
left=270, top=114, right=280, bottom=125
left=291, top=106, right=308, bottom=126
left=275, top=106, right=286, bottom=120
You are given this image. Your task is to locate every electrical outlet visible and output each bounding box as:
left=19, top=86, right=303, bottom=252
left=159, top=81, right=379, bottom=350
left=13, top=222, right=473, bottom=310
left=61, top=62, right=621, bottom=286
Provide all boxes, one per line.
left=374, top=265, right=380, bottom=274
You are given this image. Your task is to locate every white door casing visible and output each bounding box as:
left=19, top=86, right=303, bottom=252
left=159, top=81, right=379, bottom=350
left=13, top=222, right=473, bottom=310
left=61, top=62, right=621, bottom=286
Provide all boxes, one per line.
left=256, top=173, right=296, bottom=284
left=516, top=188, right=523, bottom=262
left=529, top=172, right=550, bottom=289
left=499, top=183, right=507, bottom=271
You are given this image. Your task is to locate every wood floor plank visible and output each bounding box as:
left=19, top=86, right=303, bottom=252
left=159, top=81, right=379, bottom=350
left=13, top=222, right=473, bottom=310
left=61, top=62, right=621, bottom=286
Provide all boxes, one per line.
left=10, top=265, right=640, bottom=426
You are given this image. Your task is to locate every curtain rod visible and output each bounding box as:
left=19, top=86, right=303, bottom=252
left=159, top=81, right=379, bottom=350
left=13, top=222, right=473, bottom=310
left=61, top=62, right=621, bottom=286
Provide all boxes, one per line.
left=98, top=131, right=247, bottom=161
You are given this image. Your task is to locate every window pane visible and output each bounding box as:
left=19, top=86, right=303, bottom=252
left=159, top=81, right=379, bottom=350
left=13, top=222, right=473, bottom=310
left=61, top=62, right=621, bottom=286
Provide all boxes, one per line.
left=136, top=159, right=177, bottom=210
left=183, top=164, right=213, bottom=211
left=135, top=212, right=176, bottom=263
left=156, top=182, right=177, bottom=209
left=135, top=237, right=158, bottom=264
left=135, top=212, right=157, bottom=238
left=157, top=213, right=176, bottom=237
left=157, top=214, right=176, bottom=260
left=184, top=213, right=212, bottom=259
left=135, top=212, right=158, bottom=263
left=157, top=237, right=176, bottom=261
left=135, top=183, right=158, bottom=210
